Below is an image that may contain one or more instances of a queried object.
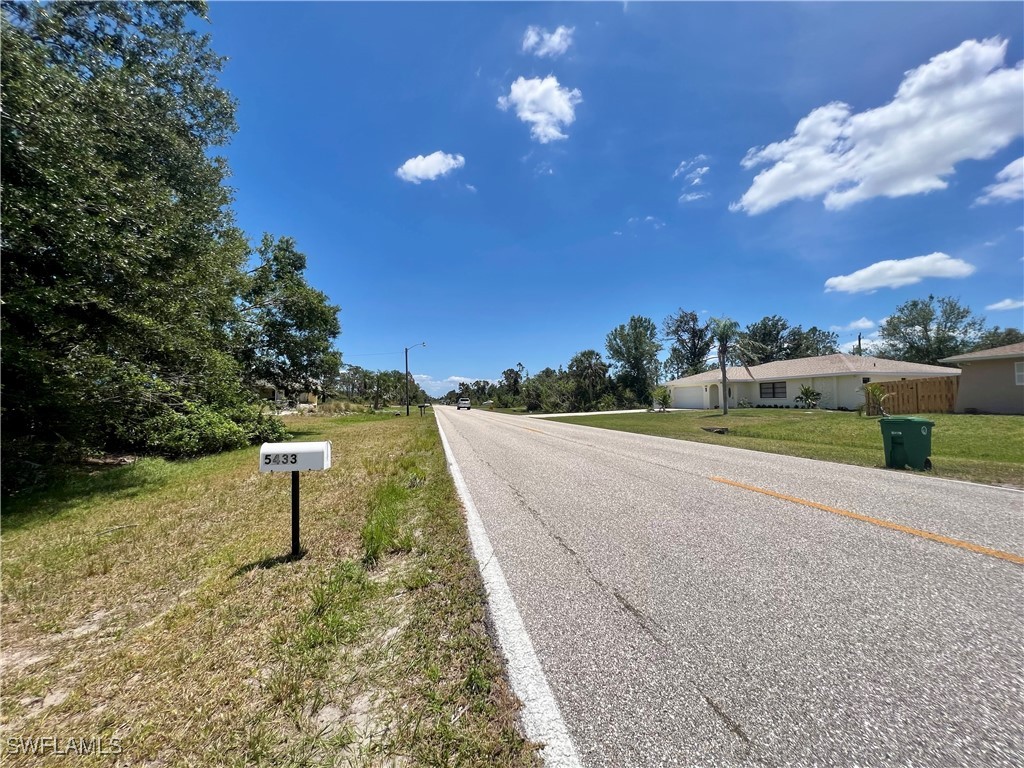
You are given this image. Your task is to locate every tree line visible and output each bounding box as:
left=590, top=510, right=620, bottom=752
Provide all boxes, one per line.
left=2, top=2, right=342, bottom=493
left=335, top=366, right=429, bottom=410
left=444, top=297, right=1020, bottom=415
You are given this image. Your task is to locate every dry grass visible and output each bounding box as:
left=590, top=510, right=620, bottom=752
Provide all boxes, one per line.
left=1, top=414, right=537, bottom=766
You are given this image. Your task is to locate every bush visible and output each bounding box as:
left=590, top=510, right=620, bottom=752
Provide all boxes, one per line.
left=141, top=404, right=248, bottom=457
left=794, top=384, right=823, bottom=409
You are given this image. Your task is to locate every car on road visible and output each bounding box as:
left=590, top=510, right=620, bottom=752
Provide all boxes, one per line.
left=457, top=397, right=471, bottom=410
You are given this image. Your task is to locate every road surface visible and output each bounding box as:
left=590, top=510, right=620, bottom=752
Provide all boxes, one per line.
left=434, top=406, right=1024, bottom=767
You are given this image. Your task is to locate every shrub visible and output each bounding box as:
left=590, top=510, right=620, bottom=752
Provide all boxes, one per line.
left=794, top=384, right=823, bottom=409
left=653, top=387, right=671, bottom=411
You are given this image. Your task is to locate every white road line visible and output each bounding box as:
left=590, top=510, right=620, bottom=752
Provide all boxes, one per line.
left=435, top=416, right=583, bottom=768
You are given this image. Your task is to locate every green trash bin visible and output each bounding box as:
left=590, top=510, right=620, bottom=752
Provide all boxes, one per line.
left=879, top=416, right=935, bottom=470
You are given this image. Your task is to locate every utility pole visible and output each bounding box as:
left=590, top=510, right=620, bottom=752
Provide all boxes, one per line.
left=857, top=333, right=863, bottom=356
left=404, top=342, right=426, bottom=416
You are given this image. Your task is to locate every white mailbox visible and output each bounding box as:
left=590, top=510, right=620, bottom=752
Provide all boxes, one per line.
left=260, top=441, right=332, bottom=473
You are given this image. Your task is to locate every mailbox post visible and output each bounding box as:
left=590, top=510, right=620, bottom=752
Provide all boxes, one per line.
left=260, top=441, right=332, bottom=557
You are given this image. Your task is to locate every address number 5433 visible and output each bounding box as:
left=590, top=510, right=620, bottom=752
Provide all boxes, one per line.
left=264, top=453, right=298, bottom=465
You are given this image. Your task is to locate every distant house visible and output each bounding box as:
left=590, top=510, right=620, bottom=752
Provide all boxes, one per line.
left=255, top=384, right=319, bottom=407
left=939, top=342, right=1024, bottom=415
left=665, top=354, right=960, bottom=411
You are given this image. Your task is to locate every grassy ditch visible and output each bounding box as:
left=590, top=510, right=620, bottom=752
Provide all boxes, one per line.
left=549, top=409, right=1024, bottom=488
left=1, top=413, right=537, bottom=766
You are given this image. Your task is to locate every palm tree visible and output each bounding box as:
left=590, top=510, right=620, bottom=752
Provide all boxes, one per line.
left=568, top=350, right=609, bottom=410
left=710, top=317, right=740, bottom=415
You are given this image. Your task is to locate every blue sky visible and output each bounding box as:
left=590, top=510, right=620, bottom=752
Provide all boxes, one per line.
left=204, top=2, right=1024, bottom=396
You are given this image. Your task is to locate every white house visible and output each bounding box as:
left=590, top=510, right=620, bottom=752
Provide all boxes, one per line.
left=665, top=354, right=960, bottom=411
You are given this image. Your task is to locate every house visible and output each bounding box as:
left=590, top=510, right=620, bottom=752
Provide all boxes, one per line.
left=665, top=354, right=960, bottom=411
left=939, top=342, right=1024, bottom=415
left=255, top=384, right=319, bottom=408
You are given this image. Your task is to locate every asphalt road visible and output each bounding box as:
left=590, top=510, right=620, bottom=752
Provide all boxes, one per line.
left=433, top=406, right=1024, bottom=768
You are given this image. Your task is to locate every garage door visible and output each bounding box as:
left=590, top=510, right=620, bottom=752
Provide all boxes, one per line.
left=671, top=386, right=703, bottom=409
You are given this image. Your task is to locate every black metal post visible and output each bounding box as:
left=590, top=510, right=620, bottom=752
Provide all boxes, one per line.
left=291, top=470, right=300, bottom=557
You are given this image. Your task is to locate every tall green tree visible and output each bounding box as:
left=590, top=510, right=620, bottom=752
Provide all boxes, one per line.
left=567, top=350, right=610, bottom=410
left=871, top=295, right=985, bottom=364
left=2, top=1, right=284, bottom=489
left=606, top=316, right=663, bottom=406
left=501, top=367, right=523, bottom=399
left=235, top=234, right=341, bottom=396
left=786, top=326, right=840, bottom=358
left=662, top=309, right=713, bottom=379
left=740, top=315, right=790, bottom=364
left=606, top=315, right=663, bottom=405
left=971, top=326, right=1024, bottom=352
left=709, top=317, right=741, bottom=415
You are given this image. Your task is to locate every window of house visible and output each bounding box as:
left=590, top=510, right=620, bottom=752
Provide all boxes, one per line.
left=759, top=382, right=787, bottom=398
left=862, top=377, right=871, bottom=384
left=1016, top=362, right=1024, bottom=386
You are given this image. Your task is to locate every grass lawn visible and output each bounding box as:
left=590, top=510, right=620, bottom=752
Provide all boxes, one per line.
left=549, top=409, right=1024, bottom=488
left=1, top=413, right=536, bottom=766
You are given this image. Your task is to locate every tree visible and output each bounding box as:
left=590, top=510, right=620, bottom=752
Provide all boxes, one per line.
left=709, top=317, right=740, bottom=415
left=786, top=326, right=840, bottom=358
left=740, top=315, right=790, bottom=364
left=501, top=368, right=523, bottom=399
left=662, top=309, right=713, bottom=379
left=567, top=350, right=610, bottom=411
left=235, top=234, right=341, bottom=396
left=971, top=326, right=1024, bottom=352
left=871, top=295, right=985, bottom=364
left=1, top=1, right=286, bottom=490
left=606, top=316, right=663, bottom=406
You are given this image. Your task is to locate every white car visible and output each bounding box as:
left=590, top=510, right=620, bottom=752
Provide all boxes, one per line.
left=456, top=397, right=471, bottom=410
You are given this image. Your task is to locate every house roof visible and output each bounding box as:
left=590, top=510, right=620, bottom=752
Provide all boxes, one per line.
left=939, top=342, right=1024, bottom=363
left=666, top=353, right=960, bottom=386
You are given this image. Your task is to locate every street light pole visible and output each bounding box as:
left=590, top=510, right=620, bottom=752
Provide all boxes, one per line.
left=405, top=342, right=425, bottom=416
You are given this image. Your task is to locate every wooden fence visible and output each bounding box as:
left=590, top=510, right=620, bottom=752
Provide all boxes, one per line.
left=877, top=376, right=959, bottom=415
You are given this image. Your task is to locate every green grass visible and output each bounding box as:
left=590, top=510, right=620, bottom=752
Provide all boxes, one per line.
left=549, top=409, right=1024, bottom=487
left=1, top=414, right=537, bottom=767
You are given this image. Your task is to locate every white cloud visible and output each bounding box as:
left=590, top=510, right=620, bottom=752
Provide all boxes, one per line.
left=975, top=157, right=1024, bottom=204
left=824, top=252, right=976, bottom=293
left=627, top=215, right=664, bottom=229
left=396, top=151, right=465, bottom=184
left=733, top=38, right=1024, bottom=214
left=498, top=75, right=582, bottom=143
left=830, top=317, right=877, bottom=332
left=465, top=184, right=477, bottom=193
left=985, top=298, right=1024, bottom=311
left=687, top=167, right=709, bottom=185
left=672, top=154, right=710, bottom=179
left=522, top=25, right=575, bottom=58
left=679, top=192, right=709, bottom=203
left=613, top=230, right=623, bottom=236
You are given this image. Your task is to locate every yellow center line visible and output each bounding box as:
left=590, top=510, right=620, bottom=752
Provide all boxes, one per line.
left=709, top=476, right=1024, bottom=566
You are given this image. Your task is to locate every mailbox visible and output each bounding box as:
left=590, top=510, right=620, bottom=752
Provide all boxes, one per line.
left=259, top=441, right=331, bottom=473
left=259, top=441, right=332, bottom=558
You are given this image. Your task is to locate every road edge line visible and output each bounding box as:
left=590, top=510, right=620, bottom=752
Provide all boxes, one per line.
left=435, top=417, right=583, bottom=768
